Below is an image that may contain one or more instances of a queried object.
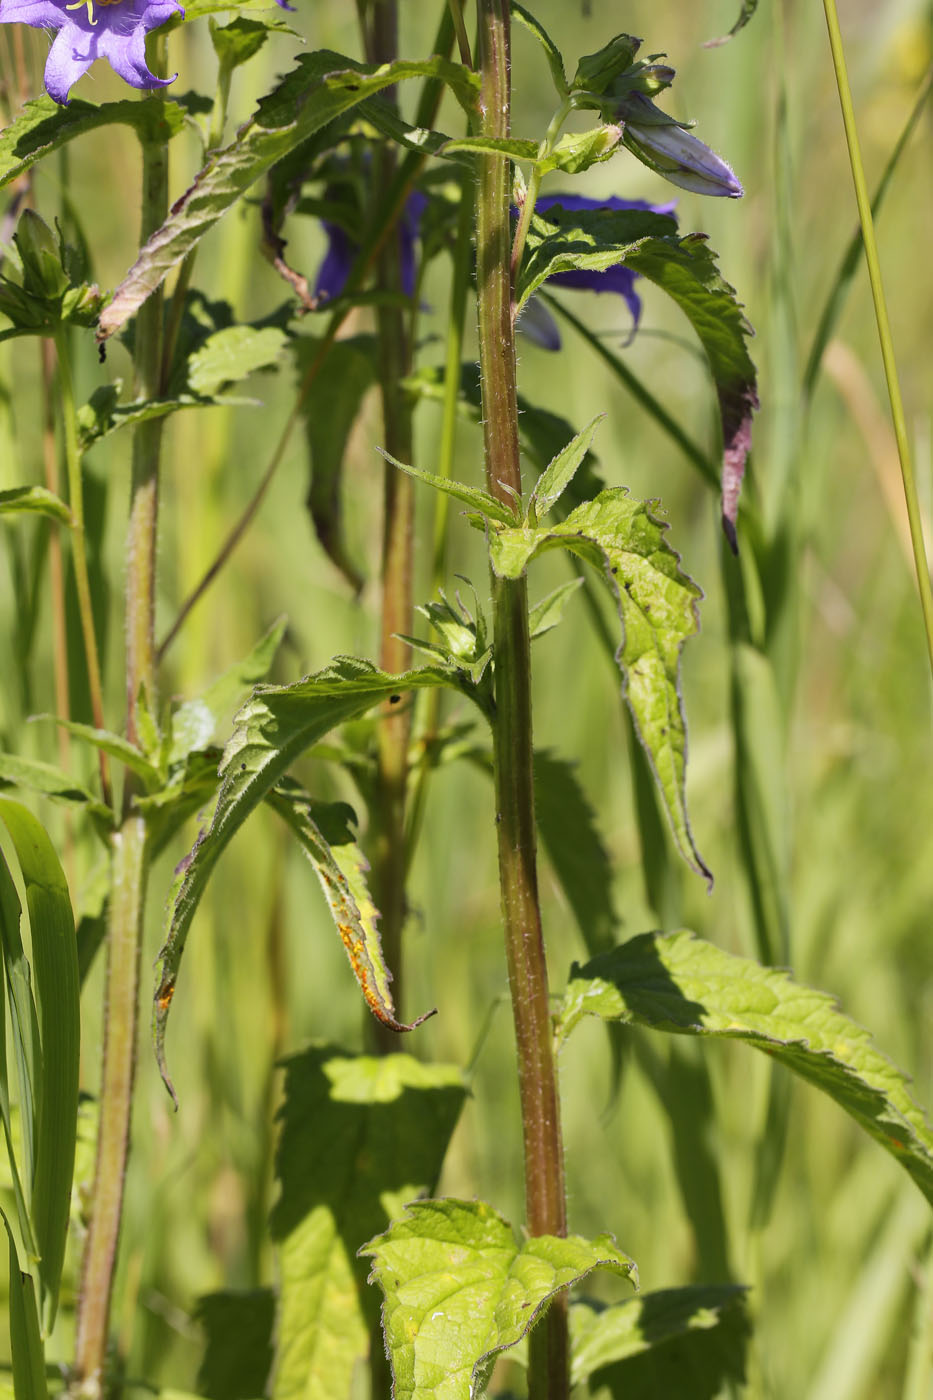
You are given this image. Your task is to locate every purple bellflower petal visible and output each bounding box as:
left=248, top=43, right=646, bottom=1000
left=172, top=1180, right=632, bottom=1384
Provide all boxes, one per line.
left=0, top=0, right=184, bottom=103
left=314, top=189, right=428, bottom=303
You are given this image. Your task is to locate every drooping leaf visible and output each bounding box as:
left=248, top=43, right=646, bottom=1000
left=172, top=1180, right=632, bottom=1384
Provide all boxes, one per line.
left=558, top=931, right=933, bottom=1206
left=271, top=1048, right=466, bottom=1400
left=529, top=413, right=605, bottom=522
left=153, top=659, right=459, bottom=1101
left=361, top=1198, right=636, bottom=1399
left=0, top=800, right=79, bottom=1330
left=266, top=780, right=434, bottom=1033
left=3, top=1214, right=47, bottom=1400
left=99, top=52, right=479, bottom=340
left=0, top=97, right=186, bottom=190
left=196, top=1289, right=275, bottom=1400
left=0, top=487, right=71, bottom=525
left=488, top=489, right=710, bottom=883
left=76, top=388, right=255, bottom=450
left=296, top=334, right=378, bottom=593
left=570, top=1285, right=749, bottom=1393
left=42, top=720, right=161, bottom=789
left=518, top=207, right=758, bottom=544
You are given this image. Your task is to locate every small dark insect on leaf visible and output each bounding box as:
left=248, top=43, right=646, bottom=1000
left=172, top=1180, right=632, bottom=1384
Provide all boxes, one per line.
left=389, top=694, right=401, bottom=704
left=98, top=342, right=107, bottom=364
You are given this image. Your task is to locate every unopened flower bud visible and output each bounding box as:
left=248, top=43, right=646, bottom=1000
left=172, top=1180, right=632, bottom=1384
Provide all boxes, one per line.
left=14, top=211, right=69, bottom=300
left=620, top=94, right=743, bottom=198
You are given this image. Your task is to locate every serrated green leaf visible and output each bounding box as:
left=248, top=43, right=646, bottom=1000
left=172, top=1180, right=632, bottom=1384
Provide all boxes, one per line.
left=153, top=659, right=459, bottom=1101
left=271, top=1048, right=466, bottom=1400
left=168, top=617, right=287, bottom=765
left=528, top=578, right=583, bottom=639
left=518, top=208, right=758, bottom=543
left=0, top=98, right=186, bottom=190
left=0, top=800, right=78, bottom=1331
left=570, top=1285, right=749, bottom=1392
left=559, top=930, right=933, bottom=1205
left=0, top=753, right=113, bottom=830
left=195, top=1289, right=275, bottom=1400
left=209, top=15, right=269, bottom=70
left=76, top=389, right=254, bottom=450
left=0, top=487, right=71, bottom=525
left=3, top=1214, right=47, bottom=1400
left=361, top=1199, right=636, bottom=1398
left=529, top=413, right=604, bottom=521
left=379, top=449, right=517, bottom=524
left=266, top=780, right=433, bottom=1032
left=488, top=489, right=710, bottom=883
left=187, top=324, right=288, bottom=396
left=297, top=335, right=377, bottom=593
left=533, top=751, right=616, bottom=958
left=99, top=53, right=479, bottom=340
left=512, top=2, right=568, bottom=96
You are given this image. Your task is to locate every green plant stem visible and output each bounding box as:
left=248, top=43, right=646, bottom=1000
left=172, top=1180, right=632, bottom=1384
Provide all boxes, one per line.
left=475, top=2, right=568, bottom=1396
left=39, top=340, right=71, bottom=778
left=54, top=329, right=111, bottom=809
left=361, top=0, right=415, bottom=1054
left=73, top=71, right=169, bottom=1391
left=822, top=0, right=933, bottom=681
left=404, top=169, right=473, bottom=872
left=509, top=97, right=570, bottom=289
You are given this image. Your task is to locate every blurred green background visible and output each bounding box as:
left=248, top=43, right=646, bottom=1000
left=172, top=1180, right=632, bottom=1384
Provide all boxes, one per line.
left=1, top=0, right=932, bottom=1394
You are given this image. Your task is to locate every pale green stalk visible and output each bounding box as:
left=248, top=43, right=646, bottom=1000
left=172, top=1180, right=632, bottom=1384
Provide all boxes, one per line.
left=822, top=0, right=933, bottom=680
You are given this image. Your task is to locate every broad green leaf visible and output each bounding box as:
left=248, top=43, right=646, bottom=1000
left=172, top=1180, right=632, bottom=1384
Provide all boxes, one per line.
left=195, top=1289, right=275, bottom=1400
left=168, top=616, right=287, bottom=764
left=266, top=781, right=434, bottom=1032
left=187, top=324, right=288, bottom=396
left=528, top=577, right=583, bottom=639
left=361, top=1199, right=636, bottom=1398
left=76, top=387, right=254, bottom=450
left=3, top=1214, right=47, bottom=1400
left=43, top=720, right=161, bottom=789
left=0, top=98, right=186, bottom=190
left=379, top=449, right=517, bottom=525
left=0, top=800, right=79, bottom=1329
left=271, top=1048, right=466, bottom=1400
left=518, top=208, right=758, bottom=544
left=512, top=2, right=568, bottom=96
left=153, top=659, right=458, bottom=1100
left=559, top=931, right=933, bottom=1206
left=528, top=413, right=604, bottom=521
left=488, top=489, right=710, bottom=883
left=209, top=15, right=269, bottom=71
left=533, top=751, right=616, bottom=958
left=0, top=487, right=71, bottom=525
left=570, top=1285, right=749, bottom=1392
left=99, top=53, right=479, bottom=340
left=0, top=753, right=112, bottom=830
left=296, top=334, right=377, bottom=593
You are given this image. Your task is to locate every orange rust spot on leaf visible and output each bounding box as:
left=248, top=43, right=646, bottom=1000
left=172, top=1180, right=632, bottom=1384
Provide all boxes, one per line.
left=157, top=982, right=175, bottom=1013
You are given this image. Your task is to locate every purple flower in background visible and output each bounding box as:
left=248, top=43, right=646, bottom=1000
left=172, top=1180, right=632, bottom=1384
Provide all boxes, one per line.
left=315, top=191, right=428, bottom=305
left=0, top=0, right=182, bottom=103
left=518, top=193, right=676, bottom=351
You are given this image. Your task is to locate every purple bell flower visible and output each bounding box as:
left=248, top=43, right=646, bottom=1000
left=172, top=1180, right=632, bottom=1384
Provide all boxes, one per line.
left=0, top=0, right=292, bottom=104
left=314, top=191, right=428, bottom=305
left=518, top=193, right=676, bottom=351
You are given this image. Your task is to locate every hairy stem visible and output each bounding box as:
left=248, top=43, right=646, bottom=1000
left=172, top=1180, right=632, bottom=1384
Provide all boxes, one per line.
left=475, top=2, right=568, bottom=1395
left=362, top=0, right=415, bottom=1053
left=73, top=77, right=168, bottom=1390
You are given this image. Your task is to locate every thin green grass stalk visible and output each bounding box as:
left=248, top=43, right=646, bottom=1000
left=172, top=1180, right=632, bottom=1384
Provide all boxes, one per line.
left=475, top=2, right=568, bottom=1394
left=73, top=58, right=169, bottom=1390
left=821, top=0, right=933, bottom=680
left=39, top=341, right=70, bottom=779
left=53, top=331, right=111, bottom=809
